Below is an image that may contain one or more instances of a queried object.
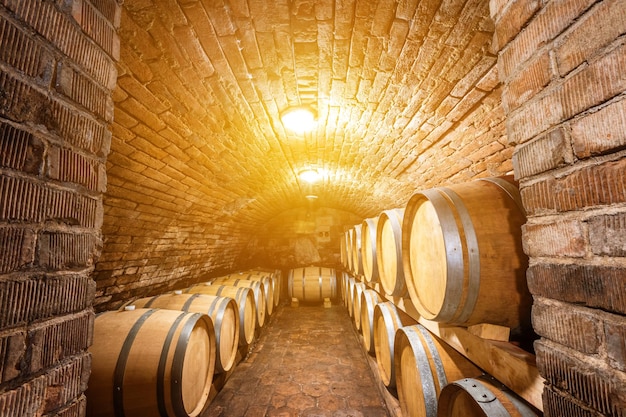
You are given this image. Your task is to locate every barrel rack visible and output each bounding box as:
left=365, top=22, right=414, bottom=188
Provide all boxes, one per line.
left=362, top=279, right=544, bottom=412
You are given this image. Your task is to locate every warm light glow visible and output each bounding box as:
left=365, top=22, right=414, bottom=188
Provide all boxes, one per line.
left=305, top=195, right=318, bottom=201
left=281, top=107, right=316, bottom=134
left=299, top=169, right=320, bottom=183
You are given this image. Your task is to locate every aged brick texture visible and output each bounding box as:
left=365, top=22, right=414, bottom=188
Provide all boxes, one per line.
left=495, top=0, right=626, bottom=414
left=0, top=0, right=119, bottom=416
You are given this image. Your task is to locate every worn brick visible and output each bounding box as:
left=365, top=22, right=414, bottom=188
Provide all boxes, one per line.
left=522, top=219, right=586, bottom=258
left=37, top=232, right=100, bottom=270
left=0, top=227, right=36, bottom=274
left=532, top=299, right=601, bottom=353
left=605, top=319, right=626, bottom=372
left=512, top=128, right=573, bottom=178
left=493, top=0, right=541, bottom=51
left=503, top=51, right=551, bottom=112
left=536, top=340, right=626, bottom=417
left=528, top=263, right=626, bottom=315
left=554, top=159, right=626, bottom=212
left=0, top=122, right=45, bottom=174
left=0, top=331, right=26, bottom=383
left=588, top=212, right=626, bottom=257
left=555, top=0, right=626, bottom=76
left=543, top=387, right=598, bottom=417
left=571, top=97, right=626, bottom=158
left=28, top=313, right=93, bottom=374
left=0, top=374, right=46, bottom=416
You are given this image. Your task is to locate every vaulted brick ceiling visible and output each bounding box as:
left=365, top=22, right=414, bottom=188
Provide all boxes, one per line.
left=101, top=0, right=509, bottom=287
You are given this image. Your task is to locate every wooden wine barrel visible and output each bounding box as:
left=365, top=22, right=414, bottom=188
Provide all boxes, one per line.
left=340, top=231, right=349, bottom=269
left=346, top=275, right=356, bottom=316
left=340, top=271, right=350, bottom=305
left=186, top=284, right=256, bottom=346
left=347, top=228, right=355, bottom=273
left=223, top=272, right=275, bottom=314
left=437, top=375, right=540, bottom=417
left=351, top=224, right=364, bottom=275
left=360, top=217, right=379, bottom=283
left=395, top=324, right=482, bottom=417
left=359, top=289, right=380, bottom=354
left=212, top=277, right=270, bottom=321
left=401, top=177, right=531, bottom=328
left=288, top=267, right=337, bottom=302
left=87, top=308, right=215, bottom=417
left=351, top=281, right=366, bottom=331
left=129, top=292, right=239, bottom=373
left=373, top=301, right=405, bottom=388
left=376, top=208, right=406, bottom=296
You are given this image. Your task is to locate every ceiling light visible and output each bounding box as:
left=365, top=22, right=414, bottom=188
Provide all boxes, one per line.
left=305, top=195, right=318, bottom=201
left=281, top=106, right=316, bottom=134
left=299, top=169, right=320, bottom=183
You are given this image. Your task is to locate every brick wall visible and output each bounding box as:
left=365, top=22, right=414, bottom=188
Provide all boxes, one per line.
left=491, top=0, right=626, bottom=415
left=0, top=0, right=119, bottom=415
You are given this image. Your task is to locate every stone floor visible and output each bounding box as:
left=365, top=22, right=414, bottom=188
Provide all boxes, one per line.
left=201, top=302, right=391, bottom=417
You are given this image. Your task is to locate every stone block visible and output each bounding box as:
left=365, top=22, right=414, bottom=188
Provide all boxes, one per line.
left=522, top=219, right=586, bottom=258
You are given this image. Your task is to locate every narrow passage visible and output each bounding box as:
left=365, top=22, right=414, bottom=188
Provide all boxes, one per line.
left=202, top=304, right=390, bottom=417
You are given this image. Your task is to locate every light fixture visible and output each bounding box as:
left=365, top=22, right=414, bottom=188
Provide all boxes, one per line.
left=299, top=169, right=320, bottom=183
left=305, top=195, right=318, bottom=201
left=281, top=106, right=316, bottom=134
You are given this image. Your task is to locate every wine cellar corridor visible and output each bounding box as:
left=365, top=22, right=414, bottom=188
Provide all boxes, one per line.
left=1, top=0, right=625, bottom=416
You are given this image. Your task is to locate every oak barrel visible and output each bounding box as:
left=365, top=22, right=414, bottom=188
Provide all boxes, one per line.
left=351, top=281, right=366, bottom=331
left=186, top=284, right=256, bottom=346
left=359, top=289, right=380, bottom=354
left=223, top=272, right=275, bottom=314
left=351, top=224, right=363, bottom=275
left=437, top=375, right=540, bottom=417
left=376, top=208, right=406, bottom=296
left=395, top=324, right=482, bottom=417
left=360, top=217, right=379, bottom=283
left=346, top=275, right=356, bottom=316
left=401, top=177, right=531, bottom=328
left=347, top=228, right=355, bottom=273
left=87, top=308, right=215, bottom=417
left=340, top=231, right=349, bottom=269
left=211, top=277, right=268, bottom=324
left=373, top=301, right=405, bottom=388
left=129, top=292, right=239, bottom=373
left=288, top=266, right=337, bottom=302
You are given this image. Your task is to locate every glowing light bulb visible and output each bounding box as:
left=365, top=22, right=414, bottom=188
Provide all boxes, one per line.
left=299, top=169, right=320, bottom=183
left=281, top=107, right=316, bottom=134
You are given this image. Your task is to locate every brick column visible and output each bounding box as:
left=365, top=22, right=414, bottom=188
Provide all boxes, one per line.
left=0, top=0, right=120, bottom=415
left=491, top=0, right=626, bottom=415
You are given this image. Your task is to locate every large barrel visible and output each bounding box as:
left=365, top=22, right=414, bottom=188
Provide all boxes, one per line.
left=129, top=292, right=239, bottom=373
left=87, top=308, right=215, bottom=417
left=351, top=224, right=363, bottom=275
left=351, top=281, right=367, bottom=331
left=288, top=267, right=337, bottom=302
left=340, top=230, right=349, bottom=269
left=360, top=217, right=379, bottom=283
left=395, top=324, right=482, bottom=417
left=223, top=272, right=275, bottom=315
left=359, top=289, right=380, bottom=354
left=211, top=277, right=268, bottom=324
left=186, top=284, right=256, bottom=346
left=373, top=301, right=405, bottom=388
left=347, top=228, right=355, bottom=273
left=376, top=208, right=406, bottom=296
left=437, top=375, right=540, bottom=417
left=401, top=177, right=531, bottom=328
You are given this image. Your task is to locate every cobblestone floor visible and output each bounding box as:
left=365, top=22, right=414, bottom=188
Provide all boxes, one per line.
left=201, top=303, right=390, bottom=417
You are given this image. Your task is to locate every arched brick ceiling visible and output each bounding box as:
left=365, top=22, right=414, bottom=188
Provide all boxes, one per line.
left=98, top=0, right=510, bottom=299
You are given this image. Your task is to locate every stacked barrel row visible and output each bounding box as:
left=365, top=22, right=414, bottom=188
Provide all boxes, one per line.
left=339, top=176, right=539, bottom=417
left=86, top=269, right=281, bottom=417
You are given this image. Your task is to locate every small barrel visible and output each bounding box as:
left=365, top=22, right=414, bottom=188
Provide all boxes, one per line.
left=186, top=284, right=256, bottom=346
left=351, top=281, right=367, bottom=331
left=360, top=217, right=379, bottom=283
left=395, top=324, right=482, bottom=417
left=437, top=375, right=540, bottom=417
left=376, top=208, right=406, bottom=296
left=351, top=224, right=363, bottom=275
left=129, top=292, right=239, bottom=373
left=359, top=289, right=380, bottom=354
left=211, top=277, right=268, bottom=324
left=288, top=267, right=337, bottom=302
left=373, top=301, right=405, bottom=388
left=402, top=177, right=531, bottom=328
left=87, top=308, right=215, bottom=417
left=223, top=272, right=275, bottom=315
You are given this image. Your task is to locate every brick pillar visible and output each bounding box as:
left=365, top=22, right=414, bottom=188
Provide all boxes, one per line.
left=0, top=0, right=119, bottom=415
left=491, top=0, right=626, bottom=415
